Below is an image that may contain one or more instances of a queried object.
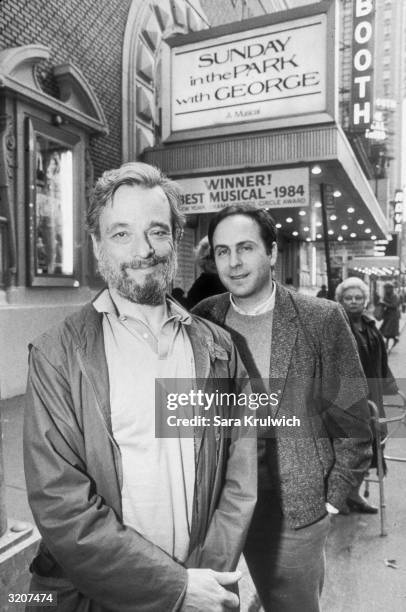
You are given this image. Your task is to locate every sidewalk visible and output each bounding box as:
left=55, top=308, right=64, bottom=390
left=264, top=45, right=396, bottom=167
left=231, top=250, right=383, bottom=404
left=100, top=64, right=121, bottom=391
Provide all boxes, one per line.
left=1, top=395, right=33, bottom=525
left=320, top=315, right=406, bottom=612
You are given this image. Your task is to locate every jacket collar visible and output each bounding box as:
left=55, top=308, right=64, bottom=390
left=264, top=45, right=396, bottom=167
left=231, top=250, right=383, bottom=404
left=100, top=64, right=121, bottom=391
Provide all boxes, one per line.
left=361, top=312, right=376, bottom=326
left=271, top=284, right=299, bottom=383
left=68, top=298, right=222, bottom=430
left=211, top=292, right=232, bottom=323
left=66, top=302, right=113, bottom=429
left=207, top=285, right=299, bottom=402
left=186, top=324, right=214, bottom=379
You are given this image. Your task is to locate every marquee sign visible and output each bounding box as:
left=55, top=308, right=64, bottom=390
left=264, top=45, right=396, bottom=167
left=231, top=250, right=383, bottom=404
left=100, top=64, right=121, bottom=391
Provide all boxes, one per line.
left=162, top=1, right=337, bottom=141
left=177, top=168, right=310, bottom=214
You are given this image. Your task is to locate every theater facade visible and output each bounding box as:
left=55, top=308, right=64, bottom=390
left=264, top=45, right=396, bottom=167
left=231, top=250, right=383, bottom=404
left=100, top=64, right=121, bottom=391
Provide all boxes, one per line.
left=0, top=0, right=391, bottom=396
left=143, top=1, right=389, bottom=294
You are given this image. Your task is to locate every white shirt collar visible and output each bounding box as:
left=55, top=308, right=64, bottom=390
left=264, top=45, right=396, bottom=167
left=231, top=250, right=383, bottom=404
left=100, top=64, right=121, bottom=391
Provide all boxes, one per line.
left=230, top=281, right=276, bottom=316
left=93, top=288, right=192, bottom=325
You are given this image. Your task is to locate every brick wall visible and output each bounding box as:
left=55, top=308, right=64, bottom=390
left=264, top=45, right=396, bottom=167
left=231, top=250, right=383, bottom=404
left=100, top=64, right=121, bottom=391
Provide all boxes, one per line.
left=0, top=0, right=289, bottom=178
left=201, top=0, right=274, bottom=25
left=0, top=0, right=132, bottom=179
left=201, top=0, right=242, bottom=24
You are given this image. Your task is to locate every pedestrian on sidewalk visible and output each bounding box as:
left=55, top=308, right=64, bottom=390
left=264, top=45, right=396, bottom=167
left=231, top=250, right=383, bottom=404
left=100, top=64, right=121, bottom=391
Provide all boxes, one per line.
left=336, top=277, right=398, bottom=513
left=316, top=284, right=328, bottom=299
left=380, top=282, right=401, bottom=350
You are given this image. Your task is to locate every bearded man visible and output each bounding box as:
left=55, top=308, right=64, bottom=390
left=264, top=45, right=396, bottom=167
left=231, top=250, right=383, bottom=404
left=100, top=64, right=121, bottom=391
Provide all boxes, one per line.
left=23, top=162, right=256, bottom=612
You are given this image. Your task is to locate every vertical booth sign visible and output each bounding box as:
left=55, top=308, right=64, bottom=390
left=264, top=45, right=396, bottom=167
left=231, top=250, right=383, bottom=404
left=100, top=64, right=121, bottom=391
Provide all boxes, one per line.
left=350, top=0, right=375, bottom=131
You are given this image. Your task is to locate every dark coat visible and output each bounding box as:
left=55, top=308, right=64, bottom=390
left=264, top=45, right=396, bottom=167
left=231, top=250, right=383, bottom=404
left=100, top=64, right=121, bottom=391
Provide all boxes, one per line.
left=349, top=313, right=398, bottom=472
left=380, top=295, right=400, bottom=339
left=192, top=284, right=373, bottom=527
left=24, top=301, right=256, bottom=611
left=349, top=313, right=398, bottom=416
left=186, top=273, right=226, bottom=309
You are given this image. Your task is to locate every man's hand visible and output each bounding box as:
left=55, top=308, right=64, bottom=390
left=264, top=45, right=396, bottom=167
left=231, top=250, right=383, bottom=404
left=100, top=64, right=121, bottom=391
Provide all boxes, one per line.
left=181, top=568, right=241, bottom=611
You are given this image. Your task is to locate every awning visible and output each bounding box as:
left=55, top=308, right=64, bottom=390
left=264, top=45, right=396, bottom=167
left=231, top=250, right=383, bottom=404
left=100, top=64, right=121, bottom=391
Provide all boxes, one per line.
left=349, top=256, right=400, bottom=276
left=143, top=122, right=390, bottom=242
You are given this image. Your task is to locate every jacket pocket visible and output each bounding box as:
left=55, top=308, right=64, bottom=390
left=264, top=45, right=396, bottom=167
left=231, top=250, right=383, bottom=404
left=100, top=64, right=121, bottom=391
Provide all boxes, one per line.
left=29, top=572, right=99, bottom=612
left=212, top=344, right=229, bottom=361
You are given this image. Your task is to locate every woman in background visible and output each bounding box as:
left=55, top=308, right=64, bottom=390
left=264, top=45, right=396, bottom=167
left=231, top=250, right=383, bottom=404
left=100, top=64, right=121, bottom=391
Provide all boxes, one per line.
left=336, top=277, right=398, bottom=513
left=380, top=282, right=400, bottom=350
left=186, top=236, right=226, bottom=309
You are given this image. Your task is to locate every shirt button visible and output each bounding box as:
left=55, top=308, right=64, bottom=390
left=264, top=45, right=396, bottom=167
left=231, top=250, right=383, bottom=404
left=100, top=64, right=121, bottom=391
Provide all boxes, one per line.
left=119, top=315, right=127, bottom=322
left=143, top=333, right=148, bottom=339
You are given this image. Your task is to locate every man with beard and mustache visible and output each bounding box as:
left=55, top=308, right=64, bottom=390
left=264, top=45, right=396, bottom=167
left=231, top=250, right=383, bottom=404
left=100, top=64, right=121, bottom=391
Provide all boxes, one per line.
left=23, top=162, right=256, bottom=612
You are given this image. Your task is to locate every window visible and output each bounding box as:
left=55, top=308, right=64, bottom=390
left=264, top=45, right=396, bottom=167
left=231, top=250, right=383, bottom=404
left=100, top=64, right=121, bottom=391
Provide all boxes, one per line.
left=0, top=45, right=107, bottom=295
left=26, top=117, right=80, bottom=287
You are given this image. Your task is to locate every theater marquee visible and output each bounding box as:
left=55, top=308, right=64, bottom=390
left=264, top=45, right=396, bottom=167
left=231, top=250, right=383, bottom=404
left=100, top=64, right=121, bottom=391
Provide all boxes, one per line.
left=178, top=168, right=310, bottom=214
left=162, top=1, right=337, bottom=141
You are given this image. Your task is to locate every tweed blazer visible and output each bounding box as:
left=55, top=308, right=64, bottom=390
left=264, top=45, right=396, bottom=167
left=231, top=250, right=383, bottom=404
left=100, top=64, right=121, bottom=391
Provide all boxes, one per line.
left=192, top=283, right=373, bottom=528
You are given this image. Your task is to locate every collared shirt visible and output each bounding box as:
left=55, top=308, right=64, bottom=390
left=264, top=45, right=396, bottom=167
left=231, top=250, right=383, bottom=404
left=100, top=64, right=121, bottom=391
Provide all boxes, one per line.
left=230, top=281, right=276, bottom=315
left=94, top=289, right=196, bottom=562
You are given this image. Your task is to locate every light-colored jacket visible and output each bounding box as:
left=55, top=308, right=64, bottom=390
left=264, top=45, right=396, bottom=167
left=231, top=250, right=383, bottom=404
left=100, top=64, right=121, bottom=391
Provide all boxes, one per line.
left=24, top=300, right=256, bottom=612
